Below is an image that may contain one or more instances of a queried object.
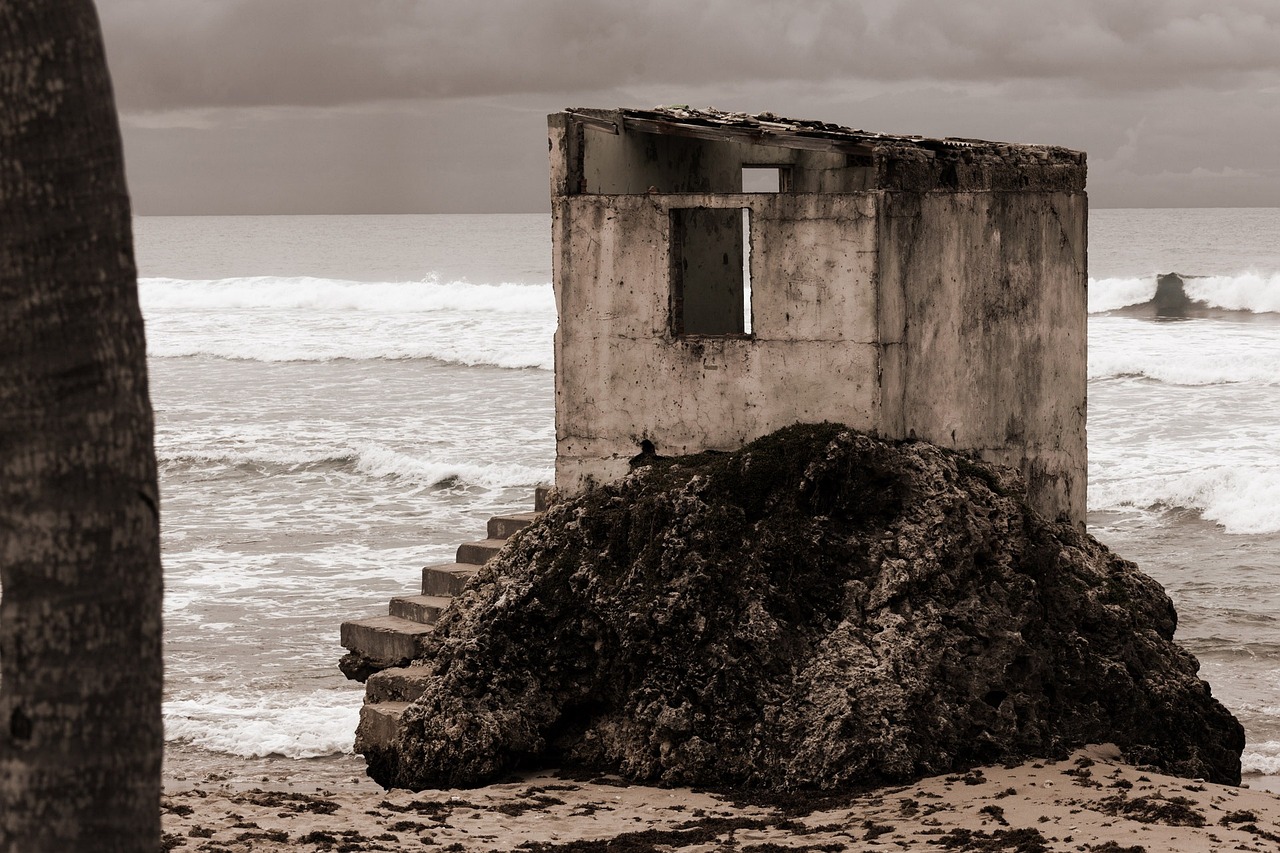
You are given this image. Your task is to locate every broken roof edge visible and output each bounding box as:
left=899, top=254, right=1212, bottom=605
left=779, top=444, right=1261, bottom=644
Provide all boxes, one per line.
left=561, top=106, right=1086, bottom=165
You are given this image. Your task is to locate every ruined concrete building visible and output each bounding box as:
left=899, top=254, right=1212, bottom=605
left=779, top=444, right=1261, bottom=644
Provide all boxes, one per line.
left=548, top=107, right=1087, bottom=523
left=338, top=107, right=1090, bottom=757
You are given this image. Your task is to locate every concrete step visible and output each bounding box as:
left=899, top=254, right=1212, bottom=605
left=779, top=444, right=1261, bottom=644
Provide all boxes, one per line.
left=342, top=489, right=549, bottom=684
left=456, top=538, right=507, bottom=566
left=355, top=701, right=409, bottom=753
left=340, top=615, right=434, bottom=670
left=366, top=665, right=434, bottom=704
left=487, top=511, right=540, bottom=540
left=388, top=594, right=452, bottom=625
left=421, top=562, right=480, bottom=597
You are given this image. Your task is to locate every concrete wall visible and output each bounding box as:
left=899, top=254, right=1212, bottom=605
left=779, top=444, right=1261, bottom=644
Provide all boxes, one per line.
left=553, top=192, right=881, bottom=492
left=549, top=112, right=1088, bottom=524
left=877, top=192, right=1088, bottom=521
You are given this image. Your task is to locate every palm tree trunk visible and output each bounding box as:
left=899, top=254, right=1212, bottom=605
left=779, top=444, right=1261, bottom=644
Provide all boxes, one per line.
left=0, top=1, right=163, bottom=849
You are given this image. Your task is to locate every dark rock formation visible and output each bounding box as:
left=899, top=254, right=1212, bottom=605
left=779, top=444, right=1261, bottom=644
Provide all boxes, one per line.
left=1153, top=272, right=1198, bottom=319
left=368, top=424, right=1244, bottom=791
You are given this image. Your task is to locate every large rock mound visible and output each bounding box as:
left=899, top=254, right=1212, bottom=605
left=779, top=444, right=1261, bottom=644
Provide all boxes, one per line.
left=368, top=424, right=1244, bottom=790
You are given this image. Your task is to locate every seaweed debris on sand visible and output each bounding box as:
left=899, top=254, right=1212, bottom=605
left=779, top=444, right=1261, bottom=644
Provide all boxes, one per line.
left=162, top=745, right=1280, bottom=852
left=365, top=424, right=1243, bottom=791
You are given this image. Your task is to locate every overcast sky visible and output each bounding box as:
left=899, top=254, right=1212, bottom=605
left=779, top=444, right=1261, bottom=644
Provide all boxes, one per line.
left=98, top=0, right=1280, bottom=214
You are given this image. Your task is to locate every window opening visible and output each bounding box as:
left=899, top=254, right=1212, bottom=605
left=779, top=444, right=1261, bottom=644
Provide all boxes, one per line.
left=741, top=165, right=791, bottom=193
left=670, top=207, right=752, bottom=336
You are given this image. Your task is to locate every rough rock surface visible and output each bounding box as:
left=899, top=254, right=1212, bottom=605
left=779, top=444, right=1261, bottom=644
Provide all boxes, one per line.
left=368, top=424, right=1244, bottom=791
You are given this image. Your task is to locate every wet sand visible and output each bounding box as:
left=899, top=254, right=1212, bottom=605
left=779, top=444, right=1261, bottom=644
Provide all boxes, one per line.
left=161, top=744, right=1280, bottom=851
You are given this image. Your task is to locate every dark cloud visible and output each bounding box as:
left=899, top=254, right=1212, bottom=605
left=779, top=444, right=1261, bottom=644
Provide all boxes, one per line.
left=97, top=0, right=1280, bottom=212
left=99, top=0, right=1280, bottom=113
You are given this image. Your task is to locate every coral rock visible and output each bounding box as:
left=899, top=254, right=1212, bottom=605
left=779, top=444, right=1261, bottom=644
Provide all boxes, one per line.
left=365, top=424, right=1244, bottom=791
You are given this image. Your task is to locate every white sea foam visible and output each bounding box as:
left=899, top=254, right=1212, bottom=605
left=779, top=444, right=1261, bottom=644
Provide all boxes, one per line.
left=151, top=334, right=552, bottom=369
left=159, top=448, right=341, bottom=470
left=1089, top=346, right=1280, bottom=386
left=164, top=689, right=361, bottom=758
left=1243, top=741, right=1280, bottom=776
left=1089, top=319, right=1280, bottom=533
left=1088, top=316, right=1280, bottom=385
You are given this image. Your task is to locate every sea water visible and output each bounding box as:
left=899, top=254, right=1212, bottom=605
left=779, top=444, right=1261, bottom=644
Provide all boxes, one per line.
left=133, top=210, right=1280, bottom=786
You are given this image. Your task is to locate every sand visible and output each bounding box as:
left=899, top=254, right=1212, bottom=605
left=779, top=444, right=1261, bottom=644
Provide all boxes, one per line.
left=158, top=745, right=1280, bottom=851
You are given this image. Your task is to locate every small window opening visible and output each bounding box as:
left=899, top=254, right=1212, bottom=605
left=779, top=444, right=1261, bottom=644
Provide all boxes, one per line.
left=670, top=207, right=752, bottom=336
left=741, top=165, right=791, bottom=193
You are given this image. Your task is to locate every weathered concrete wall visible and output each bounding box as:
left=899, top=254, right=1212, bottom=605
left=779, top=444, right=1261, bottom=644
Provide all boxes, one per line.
left=553, top=192, right=881, bottom=492
left=877, top=191, right=1088, bottom=521
left=549, top=111, right=1088, bottom=523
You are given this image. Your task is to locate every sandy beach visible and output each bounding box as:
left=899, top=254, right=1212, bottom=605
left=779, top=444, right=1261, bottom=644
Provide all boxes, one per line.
left=160, top=745, right=1280, bottom=851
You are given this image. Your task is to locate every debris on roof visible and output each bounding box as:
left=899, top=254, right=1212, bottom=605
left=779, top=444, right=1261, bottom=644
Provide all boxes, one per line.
left=566, top=106, right=1083, bottom=164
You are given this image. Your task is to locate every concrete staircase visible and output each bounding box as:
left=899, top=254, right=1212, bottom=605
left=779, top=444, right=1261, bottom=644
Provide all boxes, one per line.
left=339, top=488, right=551, bottom=753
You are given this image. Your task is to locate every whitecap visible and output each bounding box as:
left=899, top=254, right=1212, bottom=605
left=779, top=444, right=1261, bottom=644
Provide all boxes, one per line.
left=138, top=277, right=556, bottom=369
left=139, top=276, right=554, bottom=315
left=350, top=442, right=551, bottom=489
left=1184, top=272, right=1280, bottom=314
left=157, top=443, right=552, bottom=490
left=1088, top=276, right=1156, bottom=313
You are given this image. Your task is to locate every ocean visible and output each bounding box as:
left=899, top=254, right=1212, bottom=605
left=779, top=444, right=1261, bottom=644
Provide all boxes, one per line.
left=132, top=210, right=1280, bottom=789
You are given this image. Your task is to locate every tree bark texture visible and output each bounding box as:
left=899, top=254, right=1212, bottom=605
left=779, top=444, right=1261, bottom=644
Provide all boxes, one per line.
left=0, top=1, right=163, bottom=849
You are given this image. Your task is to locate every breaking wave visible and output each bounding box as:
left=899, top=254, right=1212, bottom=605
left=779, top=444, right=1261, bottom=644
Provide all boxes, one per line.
left=1089, top=272, right=1280, bottom=315
left=159, top=443, right=551, bottom=490
left=139, top=276, right=556, bottom=369
left=1089, top=276, right=1158, bottom=314
left=1089, top=463, right=1280, bottom=535
left=139, top=275, right=553, bottom=314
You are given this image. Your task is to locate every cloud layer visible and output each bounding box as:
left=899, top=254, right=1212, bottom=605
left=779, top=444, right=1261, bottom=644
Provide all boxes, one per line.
left=96, top=0, right=1280, bottom=212
left=100, top=0, right=1280, bottom=112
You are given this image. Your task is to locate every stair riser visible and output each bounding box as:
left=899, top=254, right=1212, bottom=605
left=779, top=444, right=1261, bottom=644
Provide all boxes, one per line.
left=456, top=541, right=503, bottom=565
left=340, top=621, right=432, bottom=667
left=355, top=703, right=406, bottom=754
left=422, top=565, right=477, bottom=597
left=487, top=516, right=534, bottom=540
left=389, top=598, right=446, bottom=624
left=366, top=669, right=433, bottom=704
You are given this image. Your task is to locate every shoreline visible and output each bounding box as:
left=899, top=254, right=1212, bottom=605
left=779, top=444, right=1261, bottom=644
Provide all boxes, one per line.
left=162, top=744, right=1280, bottom=851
